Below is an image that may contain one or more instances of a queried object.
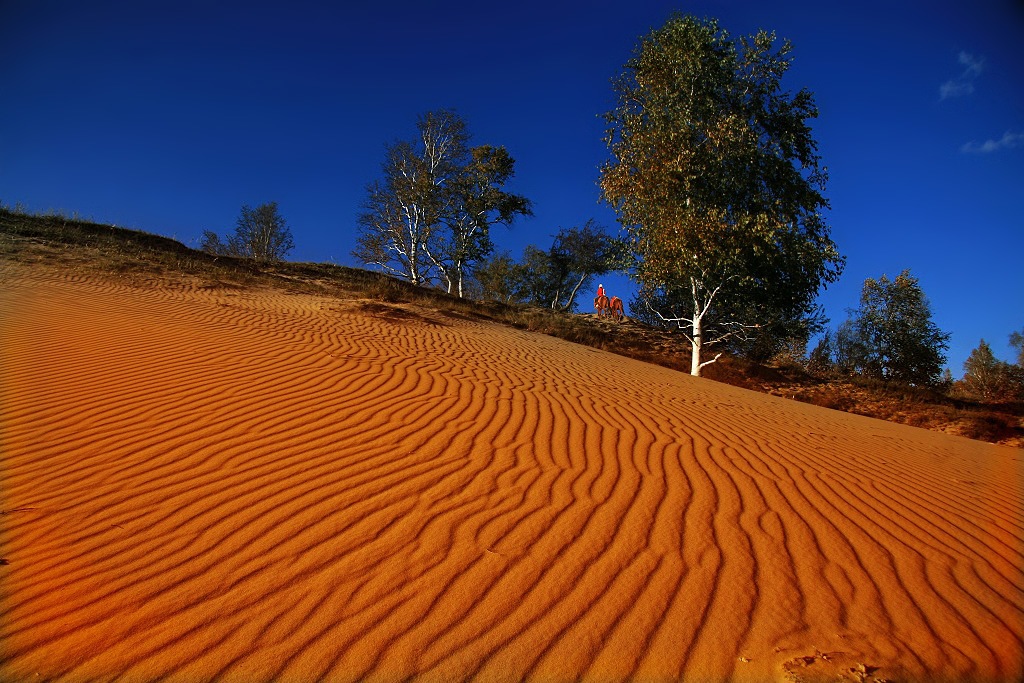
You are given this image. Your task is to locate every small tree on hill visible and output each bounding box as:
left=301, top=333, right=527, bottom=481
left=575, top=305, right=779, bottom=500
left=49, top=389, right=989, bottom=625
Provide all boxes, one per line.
left=961, top=340, right=1008, bottom=401
left=838, top=270, right=950, bottom=385
left=833, top=319, right=863, bottom=376
left=517, top=245, right=560, bottom=307
left=475, top=251, right=529, bottom=304
left=544, top=221, right=625, bottom=311
left=236, top=202, right=293, bottom=261
left=1010, top=328, right=1024, bottom=367
left=512, top=222, right=625, bottom=311
left=201, top=202, right=293, bottom=262
left=437, top=144, right=533, bottom=297
left=354, top=110, right=531, bottom=294
left=353, top=122, right=446, bottom=286
left=807, top=330, right=835, bottom=374
left=200, top=230, right=239, bottom=257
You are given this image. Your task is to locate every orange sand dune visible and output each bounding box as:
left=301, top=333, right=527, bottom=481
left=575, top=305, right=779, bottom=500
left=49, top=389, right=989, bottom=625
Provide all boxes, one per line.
left=1, top=266, right=1022, bottom=683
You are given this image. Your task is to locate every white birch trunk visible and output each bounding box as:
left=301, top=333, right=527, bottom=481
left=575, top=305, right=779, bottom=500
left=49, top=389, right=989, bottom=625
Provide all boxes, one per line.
left=691, top=310, right=703, bottom=376
left=565, top=274, right=588, bottom=311
left=408, top=218, right=419, bottom=286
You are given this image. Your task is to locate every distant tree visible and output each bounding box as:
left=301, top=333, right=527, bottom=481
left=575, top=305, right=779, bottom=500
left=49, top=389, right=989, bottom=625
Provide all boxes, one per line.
left=600, top=14, right=843, bottom=375
left=353, top=115, right=449, bottom=286
left=725, top=302, right=827, bottom=363
left=517, top=244, right=560, bottom=307
left=513, top=222, right=625, bottom=311
left=840, top=270, right=950, bottom=385
left=961, top=340, right=1009, bottom=401
left=1010, top=328, right=1024, bottom=367
left=235, top=202, right=293, bottom=261
left=833, top=319, right=863, bottom=376
left=626, top=287, right=664, bottom=327
left=807, top=330, right=834, bottom=374
left=1007, top=366, right=1024, bottom=401
left=201, top=202, right=293, bottom=262
left=200, top=229, right=237, bottom=257
left=475, top=251, right=529, bottom=304
left=436, top=144, right=532, bottom=297
left=545, top=221, right=626, bottom=311
left=353, top=110, right=531, bottom=294
left=631, top=280, right=827, bottom=364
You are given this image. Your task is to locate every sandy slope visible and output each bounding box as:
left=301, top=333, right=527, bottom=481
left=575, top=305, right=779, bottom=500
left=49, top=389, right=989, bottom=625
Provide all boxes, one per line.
left=1, top=266, right=1022, bottom=683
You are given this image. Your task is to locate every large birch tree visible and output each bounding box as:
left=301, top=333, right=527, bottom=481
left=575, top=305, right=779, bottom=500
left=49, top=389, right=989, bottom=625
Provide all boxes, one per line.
left=436, top=144, right=532, bottom=297
left=353, top=112, right=460, bottom=286
left=354, top=110, right=531, bottom=294
left=600, top=15, right=843, bottom=375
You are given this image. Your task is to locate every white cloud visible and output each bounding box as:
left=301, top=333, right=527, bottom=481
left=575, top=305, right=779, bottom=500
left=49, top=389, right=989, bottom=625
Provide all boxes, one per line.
left=940, top=51, right=984, bottom=100
left=958, top=51, right=985, bottom=77
left=960, top=130, right=1024, bottom=153
left=940, top=80, right=974, bottom=99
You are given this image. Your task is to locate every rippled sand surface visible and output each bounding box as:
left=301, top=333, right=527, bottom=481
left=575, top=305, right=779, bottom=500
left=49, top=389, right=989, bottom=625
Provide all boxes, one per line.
left=2, top=267, right=1022, bottom=682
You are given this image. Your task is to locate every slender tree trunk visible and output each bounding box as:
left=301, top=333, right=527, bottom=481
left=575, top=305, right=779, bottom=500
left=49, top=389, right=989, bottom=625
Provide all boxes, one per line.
left=691, top=311, right=703, bottom=376
left=565, top=274, right=588, bottom=311
left=687, top=275, right=725, bottom=376
left=550, top=287, right=562, bottom=309
left=409, top=237, right=419, bottom=285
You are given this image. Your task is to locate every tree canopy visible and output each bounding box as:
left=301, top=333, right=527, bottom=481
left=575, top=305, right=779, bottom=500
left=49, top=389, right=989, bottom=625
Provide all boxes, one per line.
left=475, top=221, right=624, bottom=312
left=600, top=14, right=843, bottom=375
left=836, top=270, right=950, bottom=385
left=475, top=251, right=529, bottom=304
left=353, top=110, right=531, bottom=296
left=959, top=337, right=1024, bottom=402
left=201, top=201, right=293, bottom=262
left=1009, top=328, right=1024, bottom=368
left=533, top=221, right=625, bottom=311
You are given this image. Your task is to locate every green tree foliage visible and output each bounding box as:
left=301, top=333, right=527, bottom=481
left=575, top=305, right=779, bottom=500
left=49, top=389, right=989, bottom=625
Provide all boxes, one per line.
left=837, top=270, right=950, bottom=385
left=545, top=221, right=626, bottom=311
left=833, top=318, right=863, bottom=376
left=475, top=251, right=529, bottom=304
left=353, top=110, right=531, bottom=295
left=512, top=221, right=626, bottom=311
left=1009, top=328, right=1024, bottom=367
left=629, top=281, right=824, bottom=364
left=807, top=329, right=834, bottom=374
left=441, top=145, right=533, bottom=297
left=961, top=339, right=998, bottom=398
left=236, top=202, right=294, bottom=262
left=354, top=134, right=439, bottom=286
left=201, top=202, right=293, bottom=262
left=960, top=338, right=1024, bottom=402
left=518, top=245, right=560, bottom=306
left=728, top=302, right=827, bottom=363
left=600, top=14, right=843, bottom=375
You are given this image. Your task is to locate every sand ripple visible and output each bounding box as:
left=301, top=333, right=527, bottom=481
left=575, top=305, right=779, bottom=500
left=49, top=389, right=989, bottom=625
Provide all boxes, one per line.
left=1, top=269, right=1022, bottom=682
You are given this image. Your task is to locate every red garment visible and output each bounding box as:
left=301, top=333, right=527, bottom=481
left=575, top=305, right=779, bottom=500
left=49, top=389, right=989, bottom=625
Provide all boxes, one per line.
left=596, top=285, right=606, bottom=298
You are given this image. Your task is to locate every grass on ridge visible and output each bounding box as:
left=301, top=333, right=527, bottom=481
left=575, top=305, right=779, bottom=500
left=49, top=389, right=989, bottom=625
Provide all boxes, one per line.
left=2, top=207, right=1020, bottom=446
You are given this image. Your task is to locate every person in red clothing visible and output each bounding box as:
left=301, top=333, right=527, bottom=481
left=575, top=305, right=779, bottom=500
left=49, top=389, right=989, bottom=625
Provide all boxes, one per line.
left=594, top=283, right=609, bottom=317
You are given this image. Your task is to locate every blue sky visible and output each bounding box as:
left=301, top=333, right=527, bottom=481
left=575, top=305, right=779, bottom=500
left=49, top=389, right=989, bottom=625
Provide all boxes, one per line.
left=2, top=0, right=1022, bottom=376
